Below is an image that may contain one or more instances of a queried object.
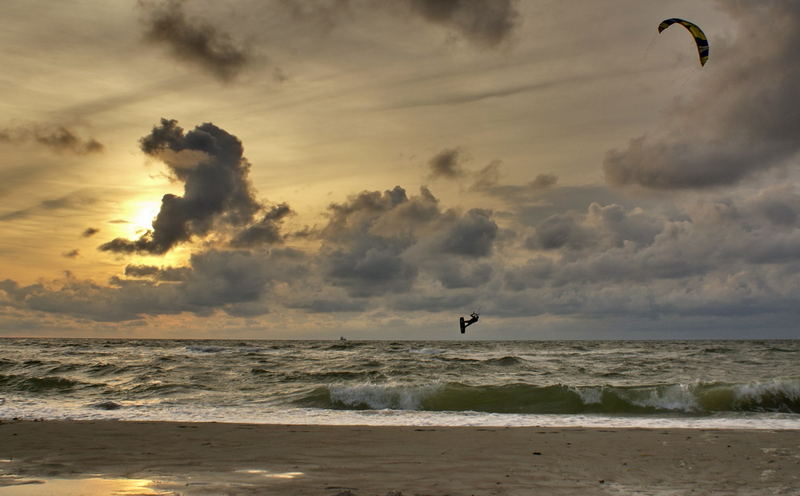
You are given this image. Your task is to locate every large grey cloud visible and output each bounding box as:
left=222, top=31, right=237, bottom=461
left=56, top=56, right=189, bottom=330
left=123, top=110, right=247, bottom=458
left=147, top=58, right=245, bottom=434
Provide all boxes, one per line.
left=318, top=185, right=498, bottom=297
left=140, top=0, right=255, bottom=82
left=319, top=186, right=421, bottom=297
left=499, top=186, right=800, bottom=324
left=99, top=119, right=264, bottom=255
left=0, top=248, right=307, bottom=322
left=437, top=208, right=497, bottom=257
left=604, top=1, right=800, bottom=189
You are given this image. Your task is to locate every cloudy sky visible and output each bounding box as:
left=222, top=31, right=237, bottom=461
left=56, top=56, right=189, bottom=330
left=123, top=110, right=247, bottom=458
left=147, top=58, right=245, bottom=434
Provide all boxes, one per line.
left=2, top=0, right=799, bottom=339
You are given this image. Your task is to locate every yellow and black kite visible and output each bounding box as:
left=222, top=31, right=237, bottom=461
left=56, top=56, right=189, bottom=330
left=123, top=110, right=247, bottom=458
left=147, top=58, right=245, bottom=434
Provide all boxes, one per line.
left=658, top=18, right=709, bottom=66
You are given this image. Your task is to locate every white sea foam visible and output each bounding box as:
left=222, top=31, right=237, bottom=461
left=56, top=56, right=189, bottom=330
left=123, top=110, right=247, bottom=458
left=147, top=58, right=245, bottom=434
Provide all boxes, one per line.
left=574, top=386, right=603, bottom=405
left=328, top=383, right=440, bottom=410
left=733, top=378, right=800, bottom=406
left=2, top=395, right=800, bottom=429
left=629, top=383, right=701, bottom=413
left=409, top=348, right=446, bottom=355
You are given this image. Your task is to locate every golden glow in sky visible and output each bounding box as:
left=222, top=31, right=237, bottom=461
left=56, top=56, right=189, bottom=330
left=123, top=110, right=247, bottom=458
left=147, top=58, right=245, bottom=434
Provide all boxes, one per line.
left=124, top=200, right=161, bottom=239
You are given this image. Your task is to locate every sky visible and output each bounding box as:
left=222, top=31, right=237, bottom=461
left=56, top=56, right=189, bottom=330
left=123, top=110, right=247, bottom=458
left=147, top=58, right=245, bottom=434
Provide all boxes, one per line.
left=2, top=0, right=800, bottom=340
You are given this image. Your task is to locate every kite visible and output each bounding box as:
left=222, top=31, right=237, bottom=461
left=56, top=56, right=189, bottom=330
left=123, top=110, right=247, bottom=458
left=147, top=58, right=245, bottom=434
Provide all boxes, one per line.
left=658, top=18, right=709, bottom=66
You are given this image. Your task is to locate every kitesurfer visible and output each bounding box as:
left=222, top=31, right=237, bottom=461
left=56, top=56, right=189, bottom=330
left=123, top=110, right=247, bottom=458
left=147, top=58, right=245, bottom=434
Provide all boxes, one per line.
left=460, top=312, right=479, bottom=333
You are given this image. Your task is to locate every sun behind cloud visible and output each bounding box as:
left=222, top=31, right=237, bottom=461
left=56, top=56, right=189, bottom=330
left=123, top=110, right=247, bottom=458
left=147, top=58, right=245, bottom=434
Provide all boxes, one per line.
left=125, top=199, right=162, bottom=239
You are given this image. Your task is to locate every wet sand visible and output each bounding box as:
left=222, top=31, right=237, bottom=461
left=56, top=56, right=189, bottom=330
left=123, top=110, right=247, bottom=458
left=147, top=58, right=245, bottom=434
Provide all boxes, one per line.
left=0, top=420, right=799, bottom=495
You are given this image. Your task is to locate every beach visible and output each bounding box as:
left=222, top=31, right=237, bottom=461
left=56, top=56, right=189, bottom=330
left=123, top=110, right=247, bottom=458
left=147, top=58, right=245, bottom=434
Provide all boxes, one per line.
left=1, top=420, right=799, bottom=495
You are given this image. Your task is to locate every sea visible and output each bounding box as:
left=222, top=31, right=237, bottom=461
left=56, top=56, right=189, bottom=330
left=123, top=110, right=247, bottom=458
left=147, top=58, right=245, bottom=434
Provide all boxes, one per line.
left=1, top=339, right=798, bottom=429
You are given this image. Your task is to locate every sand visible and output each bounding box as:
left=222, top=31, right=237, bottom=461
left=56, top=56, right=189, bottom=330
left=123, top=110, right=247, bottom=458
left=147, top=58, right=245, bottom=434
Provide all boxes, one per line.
left=0, top=420, right=799, bottom=495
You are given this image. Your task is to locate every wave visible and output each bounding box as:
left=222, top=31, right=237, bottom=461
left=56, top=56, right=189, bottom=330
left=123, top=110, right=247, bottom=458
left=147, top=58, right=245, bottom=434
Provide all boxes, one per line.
left=88, top=400, right=123, bottom=410
left=483, top=356, right=525, bottom=366
left=295, top=378, right=800, bottom=415
left=766, top=347, right=798, bottom=353
left=46, top=364, right=82, bottom=374
left=0, top=374, right=87, bottom=393
left=702, top=347, right=733, bottom=354
left=123, top=381, right=206, bottom=396
left=185, top=345, right=229, bottom=353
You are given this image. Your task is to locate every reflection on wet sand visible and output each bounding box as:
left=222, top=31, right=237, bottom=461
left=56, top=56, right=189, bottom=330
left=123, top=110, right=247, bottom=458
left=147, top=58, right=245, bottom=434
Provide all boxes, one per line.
left=0, top=476, right=167, bottom=495
left=0, top=470, right=308, bottom=495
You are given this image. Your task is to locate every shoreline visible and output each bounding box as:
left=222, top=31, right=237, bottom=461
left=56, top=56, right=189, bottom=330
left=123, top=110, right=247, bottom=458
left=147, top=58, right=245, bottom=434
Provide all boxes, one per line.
left=4, top=406, right=800, bottom=430
left=1, top=420, right=799, bottom=495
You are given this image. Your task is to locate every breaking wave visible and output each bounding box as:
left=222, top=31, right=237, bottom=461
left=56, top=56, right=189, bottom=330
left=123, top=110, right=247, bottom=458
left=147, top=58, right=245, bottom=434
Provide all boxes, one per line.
left=297, top=378, right=800, bottom=415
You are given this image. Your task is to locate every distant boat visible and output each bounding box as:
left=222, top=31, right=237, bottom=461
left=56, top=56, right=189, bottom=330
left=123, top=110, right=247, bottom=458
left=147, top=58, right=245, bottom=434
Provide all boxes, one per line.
left=339, top=336, right=346, bottom=341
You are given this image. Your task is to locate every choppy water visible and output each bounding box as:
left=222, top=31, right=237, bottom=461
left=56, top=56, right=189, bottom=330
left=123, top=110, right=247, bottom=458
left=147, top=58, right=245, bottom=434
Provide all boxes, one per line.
left=1, top=339, right=799, bottom=429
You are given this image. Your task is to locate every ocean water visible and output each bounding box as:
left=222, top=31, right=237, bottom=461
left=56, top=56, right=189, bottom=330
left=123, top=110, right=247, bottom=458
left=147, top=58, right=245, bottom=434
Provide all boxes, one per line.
left=1, top=339, right=798, bottom=429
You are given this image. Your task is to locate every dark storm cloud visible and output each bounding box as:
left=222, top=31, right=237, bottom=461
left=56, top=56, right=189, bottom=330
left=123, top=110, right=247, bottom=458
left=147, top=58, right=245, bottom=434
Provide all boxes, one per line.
left=140, top=0, right=254, bottom=82
left=604, top=1, right=800, bottom=189
left=427, top=148, right=464, bottom=179
left=99, top=118, right=263, bottom=255
left=325, top=238, right=419, bottom=297
left=405, top=0, right=519, bottom=48
left=231, top=203, right=293, bottom=247
left=0, top=125, right=103, bottom=155
left=179, top=250, right=273, bottom=310
left=82, top=227, right=99, bottom=238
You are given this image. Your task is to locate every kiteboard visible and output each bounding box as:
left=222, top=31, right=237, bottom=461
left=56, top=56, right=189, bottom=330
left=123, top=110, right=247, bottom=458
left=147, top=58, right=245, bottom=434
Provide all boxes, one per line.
left=459, top=317, right=466, bottom=334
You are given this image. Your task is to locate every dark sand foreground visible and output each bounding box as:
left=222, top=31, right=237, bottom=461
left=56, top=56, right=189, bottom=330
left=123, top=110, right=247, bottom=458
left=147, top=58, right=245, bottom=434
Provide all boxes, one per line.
left=1, top=420, right=799, bottom=495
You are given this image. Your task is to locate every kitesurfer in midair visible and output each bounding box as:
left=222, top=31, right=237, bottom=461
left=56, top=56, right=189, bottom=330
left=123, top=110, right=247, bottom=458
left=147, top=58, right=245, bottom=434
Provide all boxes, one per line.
left=460, top=312, right=479, bottom=334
